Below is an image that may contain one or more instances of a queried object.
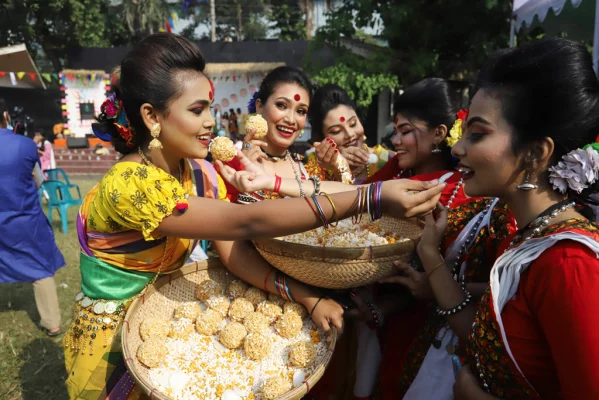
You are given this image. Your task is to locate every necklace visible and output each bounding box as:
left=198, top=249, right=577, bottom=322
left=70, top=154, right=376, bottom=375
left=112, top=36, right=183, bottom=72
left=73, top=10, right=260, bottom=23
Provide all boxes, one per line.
left=287, top=150, right=305, bottom=197
left=262, top=149, right=289, bottom=162
left=507, top=200, right=576, bottom=249
left=138, top=147, right=183, bottom=184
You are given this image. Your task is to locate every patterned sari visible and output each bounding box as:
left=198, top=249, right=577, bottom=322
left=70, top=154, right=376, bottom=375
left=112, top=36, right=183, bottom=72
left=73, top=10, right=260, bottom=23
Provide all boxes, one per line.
left=64, top=158, right=224, bottom=400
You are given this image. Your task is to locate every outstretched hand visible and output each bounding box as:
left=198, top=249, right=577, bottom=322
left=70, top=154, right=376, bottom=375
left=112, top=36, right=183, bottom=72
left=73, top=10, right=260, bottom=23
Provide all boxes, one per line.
left=381, top=179, right=447, bottom=219
left=216, top=150, right=274, bottom=193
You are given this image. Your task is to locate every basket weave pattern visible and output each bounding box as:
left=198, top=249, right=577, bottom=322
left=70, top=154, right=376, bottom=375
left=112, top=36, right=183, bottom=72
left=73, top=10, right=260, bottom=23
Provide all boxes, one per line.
left=253, top=217, right=422, bottom=289
left=122, top=259, right=336, bottom=400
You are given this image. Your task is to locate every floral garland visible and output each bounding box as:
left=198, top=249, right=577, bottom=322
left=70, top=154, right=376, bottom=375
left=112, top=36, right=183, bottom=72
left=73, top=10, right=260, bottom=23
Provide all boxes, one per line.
left=91, top=93, right=135, bottom=148
left=549, top=135, right=599, bottom=193
left=446, top=109, right=468, bottom=147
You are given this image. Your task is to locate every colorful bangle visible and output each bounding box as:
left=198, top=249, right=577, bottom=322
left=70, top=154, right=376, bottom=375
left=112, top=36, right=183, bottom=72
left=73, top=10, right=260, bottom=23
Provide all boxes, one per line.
left=311, top=195, right=329, bottom=228
left=273, top=175, right=282, bottom=193
left=352, top=187, right=363, bottom=224
left=304, top=196, right=320, bottom=221
left=319, top=192, right=339, bottom=227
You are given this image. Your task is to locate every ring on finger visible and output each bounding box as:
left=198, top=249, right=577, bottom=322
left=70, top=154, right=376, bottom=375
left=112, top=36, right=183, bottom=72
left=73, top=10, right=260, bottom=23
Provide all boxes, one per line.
left=243, top=142, right=252, bottom=150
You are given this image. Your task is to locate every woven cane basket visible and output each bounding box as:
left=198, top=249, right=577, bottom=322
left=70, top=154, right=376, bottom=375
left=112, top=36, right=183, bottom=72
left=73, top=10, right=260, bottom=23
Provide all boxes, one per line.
left=122, top=259, right=336, bottom=400
left=253, top=217, right=422, bottom=289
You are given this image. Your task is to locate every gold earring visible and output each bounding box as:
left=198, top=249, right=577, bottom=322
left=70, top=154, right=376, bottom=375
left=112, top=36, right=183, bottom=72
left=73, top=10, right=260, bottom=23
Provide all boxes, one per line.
left=148, top=123, right=163, bottom=150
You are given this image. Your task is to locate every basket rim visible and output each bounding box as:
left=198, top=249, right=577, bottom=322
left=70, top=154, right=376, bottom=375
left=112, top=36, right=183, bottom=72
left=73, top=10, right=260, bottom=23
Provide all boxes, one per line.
left=122, top=259, right=337, bottom=400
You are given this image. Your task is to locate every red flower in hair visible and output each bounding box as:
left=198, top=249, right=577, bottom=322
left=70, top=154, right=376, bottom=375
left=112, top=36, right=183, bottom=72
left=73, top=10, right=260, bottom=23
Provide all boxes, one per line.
left=457, top=109, right=468, bottom=122
left=101, top=99, right=117, bottom=118
left=595, top=133, right=599, bottom=143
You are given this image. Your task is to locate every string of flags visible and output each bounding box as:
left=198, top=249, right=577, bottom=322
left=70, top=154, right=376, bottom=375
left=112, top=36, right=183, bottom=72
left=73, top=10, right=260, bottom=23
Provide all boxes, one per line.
left=209, top=73, right=267, bottom=83
left=0, top=71, right=108, bottom=86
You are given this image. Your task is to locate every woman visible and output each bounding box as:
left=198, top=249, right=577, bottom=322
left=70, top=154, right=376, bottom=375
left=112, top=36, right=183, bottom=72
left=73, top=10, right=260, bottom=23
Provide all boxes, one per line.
left=34, top=130, right=56, bottom=174
left=63, top=33, right=445, bottom=400
left=0, top=100, right=65, bottom=337
left=426, top=38, right=599, bottom=400
left=309, top=84, right=393, bottom=183
left=221, top=66, right=329, bottom=203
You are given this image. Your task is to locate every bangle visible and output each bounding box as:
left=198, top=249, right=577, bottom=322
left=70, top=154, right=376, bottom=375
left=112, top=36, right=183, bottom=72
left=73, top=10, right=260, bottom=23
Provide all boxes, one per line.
left=312, top=195, right=329, bottom=228
left=264, top=269, right=274, bottom=292
left=310, top=297, right=324, bottom=317
left=353, top=187, right=365, bottom=224
left=309, top=176, right=321, bottom=196
left=319, top=192, right=339, bottom=227
left=304, top=196, right=320, bottom=221
left=427, top=261, right=446, bottom=278
left=273, top=175, right=282, bottom=193
left=435, top=288, right=473, bottom=316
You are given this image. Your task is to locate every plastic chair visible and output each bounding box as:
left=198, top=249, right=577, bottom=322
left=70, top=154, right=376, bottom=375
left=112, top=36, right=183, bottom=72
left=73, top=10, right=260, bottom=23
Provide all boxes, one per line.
left=41, top=180, right=83, bottom=234
left=44, top=168, right=82, bottom=200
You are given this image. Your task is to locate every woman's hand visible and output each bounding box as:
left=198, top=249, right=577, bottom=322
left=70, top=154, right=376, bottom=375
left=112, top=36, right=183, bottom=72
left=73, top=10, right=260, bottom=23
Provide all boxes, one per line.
left=454, top=364, right=497, bottom=400
left=381, top=179, right=446, bottom=219
left=242, top=129, right=268, bottom=163
left=306, top=297, right=344, bottom=343
left=216, top=151, right=274, bottom=193
left=314, top=138, right=339, bottom=170
left=378, top=261, right=434, bottom=299
left=417, top=202, right=448, bottom=260
left=339, top=145, right=369, bottom=168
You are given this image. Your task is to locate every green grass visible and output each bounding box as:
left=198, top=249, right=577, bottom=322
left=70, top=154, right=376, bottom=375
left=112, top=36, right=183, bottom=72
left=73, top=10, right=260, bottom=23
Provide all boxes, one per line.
left=0, top=178, right=99, bottom=400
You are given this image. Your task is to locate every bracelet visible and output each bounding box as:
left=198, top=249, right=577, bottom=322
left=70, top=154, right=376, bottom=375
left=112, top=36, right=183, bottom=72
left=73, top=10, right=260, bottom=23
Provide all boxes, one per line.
left=274, top=271, right=295, bottom=302
left=435, top=288, right=473, bottom=316
left=309, top=176, right=321, bottom=196
left=310, top=297, right=324, bottom=317
left=319, top=192, right=339, bottom=227
left=427, top=261, right=446, bottom=278
left=366, top=300, right=385, bottom=328
left=311, top=195, right=329, bottom=228
left=264, top=269, right=274, bottom=292
left=273, top=175, right=282, bottom=193
left=304, top=196, right=321, bottom=222
left=353, top=187, right=365, bottom=224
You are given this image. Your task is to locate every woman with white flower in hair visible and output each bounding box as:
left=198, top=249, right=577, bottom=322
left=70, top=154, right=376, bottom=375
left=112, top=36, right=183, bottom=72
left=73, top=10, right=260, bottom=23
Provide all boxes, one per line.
left=416, top=38, right=599, bottom=399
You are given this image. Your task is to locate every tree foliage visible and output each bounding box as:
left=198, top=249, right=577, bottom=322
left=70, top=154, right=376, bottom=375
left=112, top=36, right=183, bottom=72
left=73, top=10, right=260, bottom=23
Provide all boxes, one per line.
left=312, top=0, right=512, bottom=85
left=269, top=0, right=306, bottom=41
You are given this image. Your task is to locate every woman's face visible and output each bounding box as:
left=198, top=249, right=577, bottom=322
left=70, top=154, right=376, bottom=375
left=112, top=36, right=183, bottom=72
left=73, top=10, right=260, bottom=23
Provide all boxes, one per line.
left=257, top=83, right=310, bottom=149
left=33, top=134, right=43, bottom=144
left=451, top=90, right=524, bottom=198
left=159, top=72, right=215, bottom=160
left=391, top=113, right=439, bottom=171
left=322, top=104, right=364, bottom=149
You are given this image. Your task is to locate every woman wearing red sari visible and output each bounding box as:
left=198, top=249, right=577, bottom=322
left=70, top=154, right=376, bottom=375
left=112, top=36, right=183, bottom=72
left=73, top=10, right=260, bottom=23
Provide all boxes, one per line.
left=418, top=38, right=599, bottom=399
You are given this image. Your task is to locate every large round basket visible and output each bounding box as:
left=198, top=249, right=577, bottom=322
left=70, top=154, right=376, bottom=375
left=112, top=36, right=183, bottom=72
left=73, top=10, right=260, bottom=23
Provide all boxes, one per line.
left=122, top=259, right=336, bottom=400
left=253, top=217, right=422, bottom=289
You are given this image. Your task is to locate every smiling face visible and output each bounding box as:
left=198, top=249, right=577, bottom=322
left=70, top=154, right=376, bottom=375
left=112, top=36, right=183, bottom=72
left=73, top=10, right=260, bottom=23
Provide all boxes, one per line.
left=451, top=90, right=524, bottom=198
left=391, top=113, right=441, bottom=171
left=256, top=83, right=310, bottom=150
left=157, top=71, right=215, bottom=159
left=322, top=104, right=365, bottom=149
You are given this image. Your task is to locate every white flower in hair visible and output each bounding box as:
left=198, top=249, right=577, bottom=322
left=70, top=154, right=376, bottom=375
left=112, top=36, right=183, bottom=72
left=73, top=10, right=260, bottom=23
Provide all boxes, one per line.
left=549, top=146, right=599, bottom=193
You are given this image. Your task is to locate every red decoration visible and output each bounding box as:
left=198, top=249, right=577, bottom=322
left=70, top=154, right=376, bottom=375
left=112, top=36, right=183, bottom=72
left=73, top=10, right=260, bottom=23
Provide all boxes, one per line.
left=0, top=71, right=6, bottom=78
left=457, top=109, right=469, bottom=122
left=294, top=94, right=301, bottom=101
left=176, top=202, right=188, bottom=213
left=165, top=21, right=172, bottom=33
left=596, top=133, right=599, bottom=143
left=274, top=175, right=282, bottom=193
left=340, top=116, right=346, bottom=122
left=28, top=72, right=36, bottom=81
left=67, top=73, right=75, bottom=81
left=208, top=79, right=215, bottom=101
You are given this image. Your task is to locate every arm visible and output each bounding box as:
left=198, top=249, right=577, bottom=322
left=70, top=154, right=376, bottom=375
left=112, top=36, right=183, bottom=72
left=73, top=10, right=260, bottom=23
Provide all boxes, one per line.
left=212, top=240, right=344, bottom=339
left=155, top=177, right=444, bottom=241
left=33, top=162, right=44, bottom=189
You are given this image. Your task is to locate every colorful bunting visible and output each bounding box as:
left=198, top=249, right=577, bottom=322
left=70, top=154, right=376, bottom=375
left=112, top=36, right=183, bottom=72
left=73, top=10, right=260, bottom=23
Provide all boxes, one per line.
left=28, top=72, right=36, bottom=81
left=17, top=72, right=26, bottom=80
left=0, top=72, right=5, bottom=78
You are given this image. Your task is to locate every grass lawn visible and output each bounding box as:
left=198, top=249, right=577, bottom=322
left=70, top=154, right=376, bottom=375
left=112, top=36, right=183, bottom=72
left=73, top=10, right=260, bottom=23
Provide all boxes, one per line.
left=0, top=178, right=99, bottom=400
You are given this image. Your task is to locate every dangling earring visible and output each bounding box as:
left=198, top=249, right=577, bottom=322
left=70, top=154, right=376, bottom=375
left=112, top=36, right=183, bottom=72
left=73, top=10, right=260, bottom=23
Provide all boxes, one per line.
left=517, top=171, right=538, bottom=191
left=431, top=143, right=442, bottom=153
left=299, top=129, right=304, bottom=139
left=148, top=123, right=163, bottom=150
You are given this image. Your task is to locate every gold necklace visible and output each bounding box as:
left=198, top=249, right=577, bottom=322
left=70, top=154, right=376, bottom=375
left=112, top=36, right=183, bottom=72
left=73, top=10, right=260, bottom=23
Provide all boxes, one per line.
left=138, top=147, right=183, bottom=184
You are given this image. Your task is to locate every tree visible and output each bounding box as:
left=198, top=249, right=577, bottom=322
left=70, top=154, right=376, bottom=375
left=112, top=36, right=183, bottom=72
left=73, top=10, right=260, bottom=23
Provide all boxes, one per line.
left=0, top=0, right=122, bottom=72
left=120, top=0, right=170, bottom=43
left=311, top=0, right=512, bottom=85
left=268, top=0, right=305, bottom=41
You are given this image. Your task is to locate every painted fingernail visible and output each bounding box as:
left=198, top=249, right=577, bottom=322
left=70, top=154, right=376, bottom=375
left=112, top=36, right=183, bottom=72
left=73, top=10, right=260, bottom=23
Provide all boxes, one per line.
left=335, top=150, right=339, bottom=153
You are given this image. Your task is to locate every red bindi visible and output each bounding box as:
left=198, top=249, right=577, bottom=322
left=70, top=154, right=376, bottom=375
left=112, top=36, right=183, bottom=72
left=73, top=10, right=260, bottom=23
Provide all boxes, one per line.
left=340, top=116, right=346, bottom=123
left=209, top=91, right=213, bottom=100
left=208, top=79, right=215, bottom=100
left=294, top=94, right=301, bottom=101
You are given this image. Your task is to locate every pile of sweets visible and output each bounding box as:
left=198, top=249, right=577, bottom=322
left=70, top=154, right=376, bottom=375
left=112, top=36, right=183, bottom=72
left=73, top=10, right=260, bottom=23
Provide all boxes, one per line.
left=136, top=279, right=326, bottom=400
left=279, top=219, right=404, bottom=247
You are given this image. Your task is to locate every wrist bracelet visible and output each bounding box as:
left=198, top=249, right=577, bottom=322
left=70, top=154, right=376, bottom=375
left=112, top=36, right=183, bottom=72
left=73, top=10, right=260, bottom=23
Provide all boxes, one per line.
left=435, top=288, right=473, bottom=316
left=273, top=175, right=282, bottom=193
left=310, top=297, right=324, bottom=317
left=427, top=261, right=446, bottom=278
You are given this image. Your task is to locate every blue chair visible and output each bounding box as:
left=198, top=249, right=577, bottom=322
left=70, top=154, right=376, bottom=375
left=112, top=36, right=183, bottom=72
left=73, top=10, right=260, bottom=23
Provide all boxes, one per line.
left=41, top=180, right=83, bottom=234
left=44, top=168, right=82, bottom=200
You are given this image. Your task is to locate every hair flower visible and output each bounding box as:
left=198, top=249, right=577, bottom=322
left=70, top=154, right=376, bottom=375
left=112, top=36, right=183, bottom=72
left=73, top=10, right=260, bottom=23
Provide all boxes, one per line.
left=549, top=146, right=599, bottom=193
left=446, top=109, right=468, bottom=147
left=247, top=91, right=259, bottom=114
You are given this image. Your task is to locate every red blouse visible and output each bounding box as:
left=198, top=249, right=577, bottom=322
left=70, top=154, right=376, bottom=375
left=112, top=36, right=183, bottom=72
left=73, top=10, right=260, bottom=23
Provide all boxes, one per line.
left=496, top=225, right=599, bottom=399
